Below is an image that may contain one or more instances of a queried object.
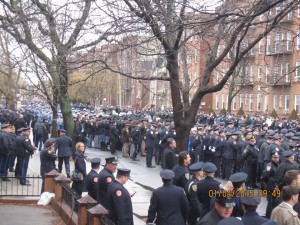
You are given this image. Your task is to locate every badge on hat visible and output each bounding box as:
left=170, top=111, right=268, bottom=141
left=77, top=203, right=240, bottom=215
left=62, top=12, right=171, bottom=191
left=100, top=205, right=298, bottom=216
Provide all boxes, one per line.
left=116, top=189, right=122, bottom=197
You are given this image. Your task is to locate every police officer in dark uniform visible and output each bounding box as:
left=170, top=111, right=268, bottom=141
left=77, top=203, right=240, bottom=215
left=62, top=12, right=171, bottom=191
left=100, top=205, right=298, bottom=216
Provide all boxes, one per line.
left=276, top=150, right=298, bottom=190
left=86, top=158, right=101, bottom=200
left=56, top=129, right=72, bottom=178
left=173, top=151, right=191, bottom=189
left=261, top=151, right=280, bottom=218
left=40, top=138, right=57, bottom=193
left=185, top=162, right=204, bottom=225
left=223, top=131, right=238, bottom=180
left=242, top=137, right=259, bottom=189
left=107, top=168, right=133, bottom=225
left=15, top=127, right=36, bottom=185
left=97, top=156, right=118, bottom=208
left=109, top=121, right=119, bottom=155
left=198, top=190, right=235, bottom=225
left=145, top=124, right=156, bottom=168
left=147, top=169, right=189, bottom=225
left=197, top=162, right=222, bottom=217
left=241, top=194, right=270, bottom=225
left=0, top=124, right=13, bottom=181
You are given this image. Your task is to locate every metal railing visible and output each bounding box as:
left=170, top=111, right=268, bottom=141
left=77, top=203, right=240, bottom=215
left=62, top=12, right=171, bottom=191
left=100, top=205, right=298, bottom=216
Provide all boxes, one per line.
left=0, top=175, right=42, bottom=196
left=61, top=181, right=80, bottom=214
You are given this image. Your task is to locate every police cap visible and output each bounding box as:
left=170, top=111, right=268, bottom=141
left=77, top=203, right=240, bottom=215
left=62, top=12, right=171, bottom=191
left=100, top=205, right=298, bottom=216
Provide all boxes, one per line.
left=244, top=130, right=252, bottom=136
left=189, top=162, right=204, bottom=172
left=267, top=130, right=275, bottom=135
left=17, top=128, right=24, bottom=132
left=229, top=172, right=248, bottom=184
left=227, top=121, right=234, bottom=125
left=286, top=132, right=295, bottom=138
left=160, top=169, right=175, bottom=179
left=117, top=168, right=131, bottom=177
left=291, top=136, right=299, bottom=141
left=295, top=132, right=300, bottom=137
left=219, top=122, right=225, bottom=126
left=272, top=150, right=280, bottom=158
left=255, top=123, right=262, bottom=127
left=288, top=142, right=297, bottom=148
left=105, top=157, right=118, bottom=164
left=273, top=135, right=281, bottom=141
left=239, top=123, right=246, bottom=127
left=203, top=162, right=217, bottom=173
left=59, top=128, right=67, bottom=133
left=91, top=158, right=101, bottom=166
left=217, top=217, right=244, bottom=225
left=231, top=131, right=240, bottom=136
left=22, top=127, right=30, bottom=131
left=266, top=135, right=274, bottom=140
left=241, top=192, right=261, bottom=206
left=259, top=130, right=267, bottom=136
left=215, top=190, right=236, bottom=208
left=281, top=128, right=288, bottom=134
left=1, top=124, right=10, bottom=129
left=283, top=150, right=295, bottom=158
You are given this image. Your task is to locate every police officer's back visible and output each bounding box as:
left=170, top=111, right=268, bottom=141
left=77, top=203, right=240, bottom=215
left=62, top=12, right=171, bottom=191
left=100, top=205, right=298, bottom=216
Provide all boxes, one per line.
left=86, top=158, right=101, bottom=200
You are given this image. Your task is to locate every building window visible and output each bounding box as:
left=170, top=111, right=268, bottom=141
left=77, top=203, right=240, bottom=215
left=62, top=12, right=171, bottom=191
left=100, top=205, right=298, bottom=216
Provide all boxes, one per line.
left=249, top=65, right=254, bottom=82
left=257, top=94, right=261, bottom=111
left=281, top=33, right=285, bottom=45
left=233, top=96, right=237, bottom=110
left=297, top=30, right=300, bottom=50
left=222, top=94, right=225, bottom=109
left=273, top=95, right=278, bottom=110
left=258, top=65, right=262, bottom=82
left=240, top=94, right=244, bottom=109
left=287, top=31, right=292, bottom=51
left=275, top=33, right=279, bottom=53
left=274, top=65, right=280, bottom=83
left=296, top=62, right=300, bottom=81
left=286, top=63, right=290, bottom=82
left=279, top=95, right=283, bottom=109
left=266, top=35, right=271, bottom=54
left=216, top=95, right=219, bottom=110
left=264, top=95, right=269, bottom=112
left=285, top=95, right=289, bottom=113
left=258, top=40, right=263, bottom=54
left=245, top=94, right=248, bottom=106
left=249, top=94, right=253, bottom=111
left=295, top=95, right=300, bottom=113
left=265, top=65, right=270, bottom=83
left=287, top=11, right=292, bottom=20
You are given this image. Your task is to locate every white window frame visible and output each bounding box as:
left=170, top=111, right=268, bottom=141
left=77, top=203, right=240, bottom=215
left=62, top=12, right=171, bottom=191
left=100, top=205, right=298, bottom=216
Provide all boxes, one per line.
left=279, top=95, right=283, bottom=109
left=296, top=62, right=300, bottom=81
left=233, top=96, right=237, bottom=110
left=240, top=94, right=244, bottom=109
left=285, top=95, right=289, bottom=113
left=286, top=63, right=290, bottom=82
left=287, top=11, right=292, bottom=20
left=287, top=31, right=292, bottom=51
left=273, top=95, right=278, bottom=110
left=275, top=33, right=280, bottom=52
left=249, top=94, right=253, bottom=111
left=258, top=40, right=263, bottom=54
left=245, top=94, right=248, bottom=106
left=258, top=65, right=262, bottom=82
left=257, top=94, right=261, bottom=111
left=266, top=35, right=271, bottom=54
left=264, top=95, right=269, bottom=112
left=297, top=30, right=300, bottom=50
left=295, top=95, right=300, bottom=113
left=265, top=65, right=270, bottom=83
left=249, top=65, right=254, bottom=82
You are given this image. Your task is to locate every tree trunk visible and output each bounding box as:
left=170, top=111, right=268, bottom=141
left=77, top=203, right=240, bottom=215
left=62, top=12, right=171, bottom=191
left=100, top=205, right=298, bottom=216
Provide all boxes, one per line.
left=51, top=107, right=58, bottom=138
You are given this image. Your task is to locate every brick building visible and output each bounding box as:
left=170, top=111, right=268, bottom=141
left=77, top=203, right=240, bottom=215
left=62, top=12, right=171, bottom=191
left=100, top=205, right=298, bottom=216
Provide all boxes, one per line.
left=212, top=7, right=300, bottom=116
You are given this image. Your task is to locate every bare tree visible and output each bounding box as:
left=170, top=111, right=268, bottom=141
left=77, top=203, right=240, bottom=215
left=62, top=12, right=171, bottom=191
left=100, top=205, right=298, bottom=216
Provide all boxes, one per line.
left=97, top=0, right=299, bottom=150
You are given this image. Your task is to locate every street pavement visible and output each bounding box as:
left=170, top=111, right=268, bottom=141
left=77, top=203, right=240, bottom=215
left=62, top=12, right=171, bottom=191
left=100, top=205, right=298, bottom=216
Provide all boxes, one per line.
left=11, top=144, right=268, bottom=224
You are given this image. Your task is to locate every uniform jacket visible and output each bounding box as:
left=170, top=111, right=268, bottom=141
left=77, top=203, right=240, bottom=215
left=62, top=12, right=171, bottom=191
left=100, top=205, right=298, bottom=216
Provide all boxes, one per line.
left=271, top=202, right=300, bottom=225
left=40, top=147, right=57, bottom=177
left=56, top=135, right=72, bottom=157
left=198, top=208, right=222, bottom=225
left=172, top=164, right=190, bottom=189
left=97, top=167, right=115, bottom=209
left=86, top=169, right=99, bottom=200
left=242, top=211, right=269, bottom=225
left=147, top=183, right=188, bottom=225
left=0, top=132, right=11, bottom=154
left=145, top=129, right=156, bottom=149
left=15, top=135, right=35, bottom=157
left=107, top=180, right=133, bottom=225
left=162, top=147, right=177, bottom=170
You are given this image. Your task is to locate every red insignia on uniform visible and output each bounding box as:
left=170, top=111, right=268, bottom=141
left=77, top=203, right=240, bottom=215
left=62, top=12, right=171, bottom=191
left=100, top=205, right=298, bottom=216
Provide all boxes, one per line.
left=106, top=177, right=112, bottom=184
left=116, top=190, right=122, bottom=197
left=93, top=177, right=98, bottom=183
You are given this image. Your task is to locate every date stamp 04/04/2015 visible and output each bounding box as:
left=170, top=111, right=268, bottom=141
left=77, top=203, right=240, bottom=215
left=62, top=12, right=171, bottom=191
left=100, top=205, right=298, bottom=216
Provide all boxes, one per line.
left=208, top=189, right=281, bottom=198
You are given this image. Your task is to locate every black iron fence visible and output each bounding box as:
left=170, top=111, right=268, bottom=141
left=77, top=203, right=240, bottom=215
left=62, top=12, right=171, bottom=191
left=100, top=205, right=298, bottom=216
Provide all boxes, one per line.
left=0, top=175, right=42, bottom=196
left=61, top=181, right=80, bottom=214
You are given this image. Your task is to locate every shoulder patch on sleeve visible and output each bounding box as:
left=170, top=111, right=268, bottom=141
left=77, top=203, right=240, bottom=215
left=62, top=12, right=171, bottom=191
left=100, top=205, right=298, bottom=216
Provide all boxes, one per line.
left=106, top=177, right=112, bottom=184
left=185, top=173, right=190, bottom=180
left=192, top=184, right=197, bottom=192
left=116, top=189, right=122, bottom=197
left=93, top=177, right=98, bottom=183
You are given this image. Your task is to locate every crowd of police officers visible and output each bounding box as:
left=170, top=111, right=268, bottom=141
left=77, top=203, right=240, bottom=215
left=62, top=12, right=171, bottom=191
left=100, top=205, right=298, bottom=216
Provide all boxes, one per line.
left=2, top=107, right=300, bottom=224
